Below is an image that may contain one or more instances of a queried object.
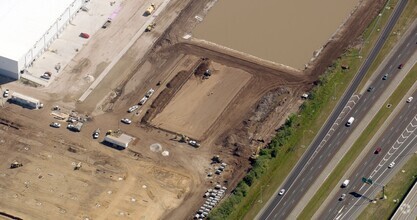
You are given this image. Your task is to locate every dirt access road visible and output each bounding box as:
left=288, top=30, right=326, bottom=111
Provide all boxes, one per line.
left=0, top=0, right=386, bottom=219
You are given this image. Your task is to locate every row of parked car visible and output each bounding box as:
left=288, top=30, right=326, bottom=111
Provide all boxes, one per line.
left=123, top=88, right=155, bottom=124
left=194, top=184, right=227, bottom=219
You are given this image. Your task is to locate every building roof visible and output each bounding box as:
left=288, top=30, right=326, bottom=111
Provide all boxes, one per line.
left=11, top=92, right=41, bottom=104
left=0, top=0, right=74, bottom=60
left=104, top=134, right=134, bottom=147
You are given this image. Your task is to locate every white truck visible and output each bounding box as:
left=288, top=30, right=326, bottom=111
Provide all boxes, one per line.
left=346, top=117, right=354, bottom=127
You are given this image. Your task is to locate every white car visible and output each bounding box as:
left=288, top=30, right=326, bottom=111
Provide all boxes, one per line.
left=128, top=105, right=139, bottom=113
left=278, top=189, right=286, bottom=196
left=406, top=96, right=413, bottom=103
left=121, top=118, right=132, bottom=124
left=3, top=89, right=9, bottom=98
left=145, top=88, right=155, bottom=98
left=50, top=122, right=61, bottom=128
left=138, top=96, right=148, bottom=105
left=388, top=161, right=395, bottom=168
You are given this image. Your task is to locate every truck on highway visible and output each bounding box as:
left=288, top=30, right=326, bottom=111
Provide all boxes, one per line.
left=341, top=179, right=350, bottom=188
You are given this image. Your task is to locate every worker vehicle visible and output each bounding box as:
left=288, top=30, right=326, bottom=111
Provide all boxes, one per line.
left=93, top=128, right=100, bottom=139
left=145, top=88, right=155, bottom=98
left=138, top=97, right=148, bottom=105
left=145, top=23, right=156, bottom=32
left=50, top=122, right=61, bottom=128
left=80, top=33, right=90, bottom=39
left=41, top=72, right=52, bottom=80
left=406, top=96, right=413, bottom=103
left=346, top=117, right=354, bottom=127
left=339, top=193, right=346, bottom=201
left=67, top=122, right=83, bottom=132
left=121, top=118, right=132, bottom=124
left=341, top=179, right=350, bottom=188
left=144, top=3, right=156, bottom=16
left=128, top=105, right=139, bottom=113
left=278, top=189, right=286, bottom=196
left=3, top=89, right=9, bottom=98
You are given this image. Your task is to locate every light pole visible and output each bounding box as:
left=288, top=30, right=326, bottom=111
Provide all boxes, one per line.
left=301, top=130, right=314, bottom=148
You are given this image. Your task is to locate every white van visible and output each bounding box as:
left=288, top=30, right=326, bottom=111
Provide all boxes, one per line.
left=341, top=179, right=350, bottom=188
left=346, top=117, right=355, bottom=127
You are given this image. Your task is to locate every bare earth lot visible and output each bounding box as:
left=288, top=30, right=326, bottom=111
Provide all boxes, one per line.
left=151, top=61, right=252, bottom=140
left=0, top=0, right=386, bottom=219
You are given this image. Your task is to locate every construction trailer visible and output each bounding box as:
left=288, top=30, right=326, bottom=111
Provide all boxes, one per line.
left=103, top=133, right=134, bottom=150
left=10, top=92, right=43, bottom=109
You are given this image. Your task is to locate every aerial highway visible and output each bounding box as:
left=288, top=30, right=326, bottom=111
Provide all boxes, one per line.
left=320, top=88, right=417, bottom=220
left=258, top=0, right=409, bottom=219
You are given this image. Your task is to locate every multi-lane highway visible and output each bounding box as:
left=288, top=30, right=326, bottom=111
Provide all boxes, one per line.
left=258, top=0, right=409, bottom=219
left=321, top=88, right=417, bottom=219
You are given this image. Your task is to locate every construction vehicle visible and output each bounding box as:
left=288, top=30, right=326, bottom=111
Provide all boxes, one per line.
left=10, top=161, right=23, bottom=169
left=145, top=23, right=156, bottom=32
left=144, top=4, right=156, bottom=16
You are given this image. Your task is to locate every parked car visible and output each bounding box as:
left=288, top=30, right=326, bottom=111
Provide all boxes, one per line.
left=128, top=105, right=139, bottom=113
left=121, top=118, right=132, bottom=124
left=3, top=89, right=9, bottom=98
left=138, top=97, right=148, bottom=105
left=406, top=96, right=413, bottom=103
left=339, top=193, right=346, bottom=201
left=398, top=64, right=403, bottom=69
left=278, top=189, right=286, bottom=196
left=80, top=32, right=90, bottom=39
left=374, top=147, right=382, bottom=154
left=145, top=88, right=155, bottom=98
left=93, top=128, right=100, bottom=139
left=50, top=122, right=61, bottom=128
left=388, top=161, right=395, bottom=168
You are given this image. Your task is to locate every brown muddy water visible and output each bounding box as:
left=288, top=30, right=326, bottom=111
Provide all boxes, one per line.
left=193, top=0, right=360, bottom=69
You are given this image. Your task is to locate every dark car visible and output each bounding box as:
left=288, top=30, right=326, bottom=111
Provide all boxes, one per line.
left=398, top=64, right=403, bottom=69
left=374, top=147, right=382, bottom=154
left=367, top=86, right=375, bottom=92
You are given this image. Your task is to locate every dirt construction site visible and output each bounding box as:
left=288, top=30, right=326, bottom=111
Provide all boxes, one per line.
left=0, top=0, right=386, bottom=219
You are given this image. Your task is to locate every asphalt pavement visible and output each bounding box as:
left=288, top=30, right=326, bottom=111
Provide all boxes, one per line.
left=257, top=0, right=408, bottom=219
left=320, top=89, right=417, bottom=219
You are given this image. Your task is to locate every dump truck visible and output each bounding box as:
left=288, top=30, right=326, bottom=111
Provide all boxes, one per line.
left=145, top=23, right=156, bottom=32
left=144, top=4, right=156, bottom=16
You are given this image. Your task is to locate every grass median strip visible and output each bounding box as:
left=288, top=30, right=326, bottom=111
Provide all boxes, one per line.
left=299, top=65, right=417, bottom=219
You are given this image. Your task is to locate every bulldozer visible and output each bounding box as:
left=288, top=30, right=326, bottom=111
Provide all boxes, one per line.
left=145, top=23, right=156, bottom=32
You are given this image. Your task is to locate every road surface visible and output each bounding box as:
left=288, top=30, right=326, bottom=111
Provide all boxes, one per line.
left=258, top=0, right=409, bottom=219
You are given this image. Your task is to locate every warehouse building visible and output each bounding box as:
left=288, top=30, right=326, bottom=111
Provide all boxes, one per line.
left=0, top=0, right=85, bottom=79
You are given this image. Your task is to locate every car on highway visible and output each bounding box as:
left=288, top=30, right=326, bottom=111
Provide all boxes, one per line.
left=388, top=161, right=395, bottom=168
left=121, top=118, right=132, bottom=124
left=382, top=74, right=388, bottom=80
left=339, top=193, right=346, bottom=201
left=50, top=122, right=61, bottom=128
left=406, top=96, right=413, bottom=103
left=367, top=86, right=375, bottom=92
left=398, top=64, right=403, bottom=69
left=3, top=89, right=9, bottom=98
left=374, top=147, right=382, bottom=154
left=278, top=189, right=286, bottom=196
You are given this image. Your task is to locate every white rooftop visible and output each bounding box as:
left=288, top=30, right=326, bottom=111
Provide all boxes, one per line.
left=0, top=0, right=74, bottom=60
